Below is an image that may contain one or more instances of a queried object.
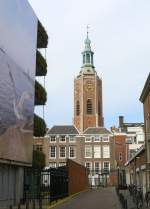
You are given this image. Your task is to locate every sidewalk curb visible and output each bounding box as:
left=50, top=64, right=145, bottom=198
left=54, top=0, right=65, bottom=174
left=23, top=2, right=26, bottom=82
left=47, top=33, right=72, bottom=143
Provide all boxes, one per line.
left=48, top=189, right=89, bottom=209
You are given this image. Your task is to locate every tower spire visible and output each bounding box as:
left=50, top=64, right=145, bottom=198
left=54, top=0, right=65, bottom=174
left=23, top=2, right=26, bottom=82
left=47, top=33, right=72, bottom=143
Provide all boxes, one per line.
left=82, top=26, right=94, bottom=68
left=86, top=25, right=89, bottom=38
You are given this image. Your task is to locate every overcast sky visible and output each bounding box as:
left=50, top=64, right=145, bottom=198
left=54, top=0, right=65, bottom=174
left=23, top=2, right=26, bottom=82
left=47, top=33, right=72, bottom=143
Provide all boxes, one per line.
left=29, top=0, right=150, bottom=129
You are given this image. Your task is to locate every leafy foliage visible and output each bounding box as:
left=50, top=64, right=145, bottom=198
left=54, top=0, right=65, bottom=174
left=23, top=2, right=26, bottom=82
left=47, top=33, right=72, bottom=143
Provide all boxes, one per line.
left=37, top=21, right=48, bottom=49
left=36, top=50, right=47, bottom=76
left=34, top=114, right=46, bottom=137
left=32, top=150, right=46, bottom=169
left=35, top=80, right=47, bottom=105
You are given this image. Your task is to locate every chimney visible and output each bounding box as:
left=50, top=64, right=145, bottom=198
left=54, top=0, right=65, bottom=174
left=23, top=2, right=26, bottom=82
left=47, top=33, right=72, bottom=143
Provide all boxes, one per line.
left=119, top=116, right=124, bottom=128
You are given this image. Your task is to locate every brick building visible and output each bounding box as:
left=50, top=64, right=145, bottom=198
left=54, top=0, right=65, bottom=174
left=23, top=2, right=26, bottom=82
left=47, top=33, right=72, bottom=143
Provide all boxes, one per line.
left=125, top=146, right=146, bottom=195
left=140, top=73, right=150, bottom=192
left=46, top=126, right=116, bottom=186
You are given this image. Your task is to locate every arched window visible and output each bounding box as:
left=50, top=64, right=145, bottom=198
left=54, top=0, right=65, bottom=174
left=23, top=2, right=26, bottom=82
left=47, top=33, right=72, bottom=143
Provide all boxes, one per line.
left=76, top=100, right=80, bottom=116
left=86, top=53, right=90, bottom=63
left=98, top=100, right=101, bottom=115
left=87, top=99, right=92, bottom=114
left=83, top=54, right=85, bottom=64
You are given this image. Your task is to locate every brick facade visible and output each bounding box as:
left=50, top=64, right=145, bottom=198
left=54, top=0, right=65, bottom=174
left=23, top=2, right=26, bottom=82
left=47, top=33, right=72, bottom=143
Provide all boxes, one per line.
left=67, top=159, right=88, bottom=195
left=74, top=73, right=103, bottom=133
left=114, top=134, right=128, bottom=167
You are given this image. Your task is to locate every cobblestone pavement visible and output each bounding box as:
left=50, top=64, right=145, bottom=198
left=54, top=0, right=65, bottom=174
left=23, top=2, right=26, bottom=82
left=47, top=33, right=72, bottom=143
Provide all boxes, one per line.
left=53, top=187, right=122, bottom=209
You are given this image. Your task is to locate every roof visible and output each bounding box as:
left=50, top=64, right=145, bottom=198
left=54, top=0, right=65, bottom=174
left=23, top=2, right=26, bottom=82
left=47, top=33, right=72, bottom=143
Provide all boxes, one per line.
left=47, top=125, right=79, bottom=135
left=140, top=73, right=150, bottom=102
left=83, top=127, right=111, bottom=135
left=125, top=145, right=145, bottom=166
left=122, top=123, right=144, bottom=127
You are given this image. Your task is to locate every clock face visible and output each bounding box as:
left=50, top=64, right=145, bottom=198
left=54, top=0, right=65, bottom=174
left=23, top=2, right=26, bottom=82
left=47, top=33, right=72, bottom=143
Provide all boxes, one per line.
left=86, top=80, right=94, bottom=92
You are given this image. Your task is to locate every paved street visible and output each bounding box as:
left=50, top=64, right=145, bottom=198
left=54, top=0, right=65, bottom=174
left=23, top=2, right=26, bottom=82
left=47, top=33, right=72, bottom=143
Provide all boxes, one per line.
left=53, top=187, right=121, bottom=209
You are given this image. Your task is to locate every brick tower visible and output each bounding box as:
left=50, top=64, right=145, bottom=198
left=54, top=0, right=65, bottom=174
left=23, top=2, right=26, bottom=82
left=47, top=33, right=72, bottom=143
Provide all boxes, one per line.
left=73, top=31, right=104, bottom=133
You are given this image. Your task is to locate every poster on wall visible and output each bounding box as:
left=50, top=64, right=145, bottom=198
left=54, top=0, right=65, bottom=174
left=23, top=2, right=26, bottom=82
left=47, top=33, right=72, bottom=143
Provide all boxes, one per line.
left=0, top=0, right=37, bottom=164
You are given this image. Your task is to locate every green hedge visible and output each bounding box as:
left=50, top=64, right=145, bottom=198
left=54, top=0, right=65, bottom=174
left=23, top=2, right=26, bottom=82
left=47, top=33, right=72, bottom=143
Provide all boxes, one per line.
left=36, top=50, right=47, bottom=76
left=32, top=150, right=46, bottom=169
left=34, top=114, right=46, bottom=137
left=35, top=80, right=47, bottom=105
left=37, top=21, right=48, bottom=49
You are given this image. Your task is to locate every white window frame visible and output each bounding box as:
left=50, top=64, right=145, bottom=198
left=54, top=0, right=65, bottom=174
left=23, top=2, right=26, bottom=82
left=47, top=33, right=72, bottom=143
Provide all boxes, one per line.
left=103, top=161, right=110, bottom=174
left=102, top=135, right=109, bottom=142
left=103, top=145, right=110, bottom=158
left=59, top=135, right=66, bottom=143
left=49, top=162, right=57, bottom=168
left=69, top=136, right=76, bottom=143
left=85, top=136, right=92, bottom=142
left=65, top=135, right=70, bottom=141
left=94, top=135, right=101, bottom=142
left=69, top=146, right=76, bottom=159
left=50, top=135, right=56, bottom=143
left=85, top=162, right=92, bottom=171
left=94, top=145, right=101, bottom=158
left=59, top=146, right=66, bottom=158
left=94, top=162, right=101, bottom=174
left=49, top=146, right=56, bottom=159
left=85, top=145, right=92, bottom=158
left=58, top=162, right=66, bottom=167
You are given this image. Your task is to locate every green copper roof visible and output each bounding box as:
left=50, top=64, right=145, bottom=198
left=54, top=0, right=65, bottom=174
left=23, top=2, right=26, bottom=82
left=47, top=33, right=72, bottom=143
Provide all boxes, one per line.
left=84, top=32, right=91, bottom=51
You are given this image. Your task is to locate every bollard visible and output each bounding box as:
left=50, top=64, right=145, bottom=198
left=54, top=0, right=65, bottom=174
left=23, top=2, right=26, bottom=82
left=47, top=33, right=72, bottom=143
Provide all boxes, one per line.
left=26, top=201, right=29, bottom=209
left=124, top=199, right=128, bottom=209
left=9, top=205, right=13, bottom=209
left=18, top=203, right=21, bottom=209
left=39, top=198, right=42, bottom=209
left=32, top=199, right=35, bottom=209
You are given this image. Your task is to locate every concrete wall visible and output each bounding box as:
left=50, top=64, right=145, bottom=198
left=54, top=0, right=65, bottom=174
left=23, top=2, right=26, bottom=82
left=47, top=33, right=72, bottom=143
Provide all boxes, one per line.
left=0, top=164, right=24, bottom=207
left=67, top=159, right=88, bottom=195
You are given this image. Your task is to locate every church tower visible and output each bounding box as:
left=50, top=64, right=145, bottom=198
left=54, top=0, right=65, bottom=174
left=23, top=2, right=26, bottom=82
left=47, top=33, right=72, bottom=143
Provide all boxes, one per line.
left=73, top=31, right=104, bottom=133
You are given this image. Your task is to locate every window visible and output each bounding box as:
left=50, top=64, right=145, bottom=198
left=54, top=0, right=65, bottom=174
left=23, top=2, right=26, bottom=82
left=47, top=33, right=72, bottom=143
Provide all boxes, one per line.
left=86, top=53, right=90, bottom=63
left=50, top=136, right=56, bottom=143
left=94, top=162, right=100, bottom=174
left=87, top=99, right=92, bottom=114
left=76, top=101, right=80, bottom=116
left=103, top=146, right=110, bottom=158
left=69, top=136, right=76, bottom=143
left=85, top=162, right=92, bottom=171
left=94, top=135, right=100, bottom=142
left=65, top=135, right=70, bottom=141
left=59, top=162, right=66, bottom=167
left=49, top=162, right=57, bottom=168
left=85, top=136, right=92, bottom=142
left=103, top=162, right=110, bottom=174
left=102, top=136, right=109, bottom=142
left=35, top=145, right=43, bottom=152
left=119, top=152, right=122, bottom=161
left=50, top=146, right=56, bottom=158
left=69, top=146, right=76, bottom=158
left=98, top=100, right=101, bottom=115
left=59, top=135, right=66, bottom=143
left=94, top=146, right=101, bottom=158
left=85, top=145, right=92, bottom=158
left=59, top=146, right=66, bottom=158
left=83, top=54, right=85, bottom=64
